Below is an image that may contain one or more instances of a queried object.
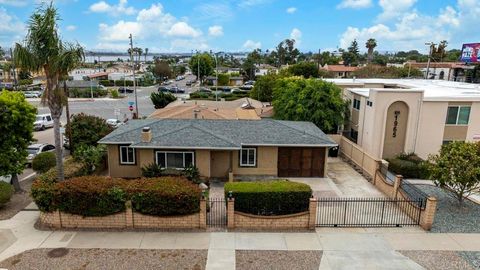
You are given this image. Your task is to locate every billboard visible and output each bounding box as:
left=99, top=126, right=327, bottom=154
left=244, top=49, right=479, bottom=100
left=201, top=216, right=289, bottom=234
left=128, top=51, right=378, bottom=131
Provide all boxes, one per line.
left=460, top=43, right=480, bottom=63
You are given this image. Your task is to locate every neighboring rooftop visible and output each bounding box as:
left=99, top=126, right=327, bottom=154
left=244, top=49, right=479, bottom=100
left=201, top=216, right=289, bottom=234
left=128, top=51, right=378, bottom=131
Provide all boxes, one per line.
left=149, top=98, right=274, bottom=120
left=98, top=118, right=336, bottom=149
left=326, top=78, right=480, bottom=101
left=322, top=65, right=359, bottom=72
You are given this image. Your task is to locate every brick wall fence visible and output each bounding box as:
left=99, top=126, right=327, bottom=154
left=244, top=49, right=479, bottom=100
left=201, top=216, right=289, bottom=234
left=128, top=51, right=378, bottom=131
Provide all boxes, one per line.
left=333, top=135, right=438, bottom=231
left=227, top=198, right=317, bottom=230
left=39, top=199, right=207, bottom=230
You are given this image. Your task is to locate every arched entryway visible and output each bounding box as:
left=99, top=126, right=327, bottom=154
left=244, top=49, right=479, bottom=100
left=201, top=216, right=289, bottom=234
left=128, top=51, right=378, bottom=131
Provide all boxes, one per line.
left=382, top=101, right=409, bottom=159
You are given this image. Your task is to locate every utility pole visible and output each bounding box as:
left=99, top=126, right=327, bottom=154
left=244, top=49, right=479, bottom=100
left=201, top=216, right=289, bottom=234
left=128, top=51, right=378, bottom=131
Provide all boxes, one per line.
left=129, top=34, right=139, bottom=118
left=425, top=42, right=435, bottom=80
left=317, top=49, right=321, bottom=70
left=197, top=50, right=200, bottom=91
left=10, top=48, right=17, bottom=91
left=214, top=52, right=218, bottom=102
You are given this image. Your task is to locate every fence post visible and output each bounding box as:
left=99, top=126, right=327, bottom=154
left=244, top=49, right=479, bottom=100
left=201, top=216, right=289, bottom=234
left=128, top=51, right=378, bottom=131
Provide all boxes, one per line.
left=125, top=201, right=134, bottom=228
left=393, top=175, right=403, bottom=199
left=199, top=198, right=207, bottom=229
left=227, top=198, right=235, bottom=230
left=308, top=198, right=317, bottom=230
left=228, top=172, right=234, bottom=183
left=373, top=161, right=382, bottom=185
left=420, top=197, right=437, bottom=230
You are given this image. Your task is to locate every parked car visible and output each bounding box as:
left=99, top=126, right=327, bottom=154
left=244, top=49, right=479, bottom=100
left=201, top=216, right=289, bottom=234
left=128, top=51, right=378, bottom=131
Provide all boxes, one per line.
left=34, top=114, right=54, bottom=131
left=0, top=175, right=12, bottom=184
left=240, top=84, right=254, bottom=90
left=26, top=143, right=55, bottom=166
left=24, top=91, right=41, bottom=98
left=186, top=80, right=192, bottom=86
left=63, top=135, right=70, bottom=150
left=106, top=119, right=124, bottom=128
left=158, top=86, right=170, bottom=93
left=118, top=87, right=134, bottom=93
left=218, top=86, right=231, bottom=92
left=197, top=87, right=212, bottom=93
left=230, top=88, right=246, bottom=94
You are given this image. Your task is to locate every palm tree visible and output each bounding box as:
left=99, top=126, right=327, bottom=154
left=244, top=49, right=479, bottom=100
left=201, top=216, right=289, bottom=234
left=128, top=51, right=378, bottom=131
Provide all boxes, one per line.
left=14, top=3, right=84, bottom=181
left=366, top=38, right=377, bottom=64
left=144, top=48, right=148, bottom=63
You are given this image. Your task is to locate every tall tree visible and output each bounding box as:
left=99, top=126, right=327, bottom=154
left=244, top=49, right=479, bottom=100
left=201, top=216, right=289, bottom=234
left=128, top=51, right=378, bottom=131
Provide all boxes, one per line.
left=153, top=60, right=172, bottom=80
left=14, top=3, right=84, bottom=181
left=272, top=78, right=346, bottom=133
left=144, top=48, right=148, bottom=63
left=342, top=40, right=360, bottom=66
left=287, top=62, right=320, bottom=78
left=188, top=53, right=214, bottom=83
left=0, top=46, right=4, bottom=60
left=276, top=39, right=300, bottom=66
left=365, top=38, right=377, bottom=64
left=249, top=73, right=278, bottom=102
left=0, top=91, right=36, bottom=192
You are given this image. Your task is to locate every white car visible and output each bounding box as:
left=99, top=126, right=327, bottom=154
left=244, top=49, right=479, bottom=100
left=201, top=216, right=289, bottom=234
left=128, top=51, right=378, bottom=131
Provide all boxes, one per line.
left=0, top=175, right=12, bottom=184
left=24, top=91, right=41, bottom=98
left=106, top=119, right=124, bottom=128
left=26, top=143, right=56, bottom=166
left=34, top=114, right=54, bottom=131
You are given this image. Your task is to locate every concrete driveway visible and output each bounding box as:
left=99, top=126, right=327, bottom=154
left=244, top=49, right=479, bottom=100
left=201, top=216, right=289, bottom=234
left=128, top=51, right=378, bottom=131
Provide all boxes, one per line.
left=290, top=158, right=385, bottom=198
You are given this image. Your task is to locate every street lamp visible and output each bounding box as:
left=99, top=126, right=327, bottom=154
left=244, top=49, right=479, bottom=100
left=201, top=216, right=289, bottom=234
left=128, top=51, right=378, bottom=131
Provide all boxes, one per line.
left=425, top=42, right=436, bottom=80
left=129, top=34, right=139, bottom=118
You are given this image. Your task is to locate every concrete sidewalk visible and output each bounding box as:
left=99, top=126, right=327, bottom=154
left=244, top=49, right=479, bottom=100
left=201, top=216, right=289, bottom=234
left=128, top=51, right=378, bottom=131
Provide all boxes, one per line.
left=1, top=211, right=480, bottom=269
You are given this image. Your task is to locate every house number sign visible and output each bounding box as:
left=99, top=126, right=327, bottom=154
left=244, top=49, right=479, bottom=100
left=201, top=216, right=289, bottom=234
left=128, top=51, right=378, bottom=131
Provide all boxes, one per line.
left=393, top=111, right=400, bottom=138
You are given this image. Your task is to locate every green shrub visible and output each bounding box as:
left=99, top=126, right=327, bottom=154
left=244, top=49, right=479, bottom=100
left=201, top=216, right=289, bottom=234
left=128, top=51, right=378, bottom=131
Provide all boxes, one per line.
left=0, top=182, right=14, bottom=207
left=54, top=176, right=127, bottom=216
left=225, top=180, right=312, bottom=216
left=32, top=152, right=56, bottom=173
left=66, top=113, right=113, bottom=149
left=73, top=145, right=107, bottom=174
left=141, top=163, right=163, bottom=178
left=129, top=177, right=201, bottom=216
left=189, top=92, right=210, bottom=99
left=183, top=165, right=200, bottom=184
left=110, top=89, right=119, bottom=98
left=387, top=153, right=428, bottom=179
left=150, top=92, right=176, bottom=109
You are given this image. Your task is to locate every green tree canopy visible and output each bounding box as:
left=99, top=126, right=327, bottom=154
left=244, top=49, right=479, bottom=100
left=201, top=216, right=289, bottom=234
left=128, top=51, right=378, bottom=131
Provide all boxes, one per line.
left=427, top=141, right=480, bottom=204
left=189, top=53, right=214, bottom=82
left=249, top=73, right=279, bottom=102
left=287, top=62, right=320, bottom=78
left=0, top=91, right=36, bottom=191
left=342, top=39, right=360, bottom=66
left=66, top=113, right=113, bottom=151
left=272, top=78, right=346, bottom=133
left=152, top=60, right=172, bottom=80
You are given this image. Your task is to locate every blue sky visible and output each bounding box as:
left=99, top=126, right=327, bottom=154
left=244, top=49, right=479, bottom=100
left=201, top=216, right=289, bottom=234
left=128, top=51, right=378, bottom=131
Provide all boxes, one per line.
left=0, top=0, right=478, bottom=53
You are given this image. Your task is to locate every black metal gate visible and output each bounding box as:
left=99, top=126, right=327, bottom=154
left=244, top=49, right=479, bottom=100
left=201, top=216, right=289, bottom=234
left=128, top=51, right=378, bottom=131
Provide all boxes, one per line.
left=316, top=197, right=422, bottom=227
left=207, top=198, right=227, bottom=228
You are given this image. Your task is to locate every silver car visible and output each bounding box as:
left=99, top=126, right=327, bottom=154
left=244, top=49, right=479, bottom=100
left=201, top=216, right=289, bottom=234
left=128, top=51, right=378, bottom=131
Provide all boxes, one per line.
left=26, top=143, right=55, bottom=166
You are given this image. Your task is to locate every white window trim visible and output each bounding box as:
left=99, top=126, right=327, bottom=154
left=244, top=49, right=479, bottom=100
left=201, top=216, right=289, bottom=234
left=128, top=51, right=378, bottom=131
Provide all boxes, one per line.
left=155, top=151, right=195, bottom=169
left=119, top=146, right=135, bottom=165
left=353, top=99, right=361, bottom=111
left=240, top=148, right=256, bottom=167
left=446, top=105, right=471, bottom=126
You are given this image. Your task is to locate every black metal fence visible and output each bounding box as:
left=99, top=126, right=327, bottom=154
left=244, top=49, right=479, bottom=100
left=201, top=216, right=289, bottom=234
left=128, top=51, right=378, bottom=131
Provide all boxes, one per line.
left=399, top=181, right=428, bottom=209
left=316, top=197, right=422, bottom=227
left=379, top=163, right=395, bottom=185
left=207, top=198, right=227, bottom=228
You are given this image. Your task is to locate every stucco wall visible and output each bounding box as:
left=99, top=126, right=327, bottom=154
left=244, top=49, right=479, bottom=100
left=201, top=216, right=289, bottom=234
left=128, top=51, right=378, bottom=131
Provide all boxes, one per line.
left=232, top=147, right=278, bottom=176
left=415, top=102, right=448, bottom=160
left=196, top=149, right=211, bottom=178
left=107, top=145, right=153, bottom=178
left=466, top=102, right=480, bottom=143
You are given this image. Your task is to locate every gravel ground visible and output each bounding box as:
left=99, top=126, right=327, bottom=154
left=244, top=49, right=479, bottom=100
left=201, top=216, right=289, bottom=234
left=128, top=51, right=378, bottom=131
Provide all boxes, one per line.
left=0, top=179, right=33, bottom=220
left=413, top=185, right=480, bottom=233
left=458, top=252, right=480, bottom=269
left=236, top=250, right=322, bottom=270
left=0, top=248, right=207, bottom=270
left=399, top=250, right=476, bottom=270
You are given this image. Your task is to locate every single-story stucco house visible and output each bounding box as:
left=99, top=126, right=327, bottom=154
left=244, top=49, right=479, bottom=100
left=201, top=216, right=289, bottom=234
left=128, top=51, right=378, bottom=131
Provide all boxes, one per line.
left=98, top=119, right=337, bottom=179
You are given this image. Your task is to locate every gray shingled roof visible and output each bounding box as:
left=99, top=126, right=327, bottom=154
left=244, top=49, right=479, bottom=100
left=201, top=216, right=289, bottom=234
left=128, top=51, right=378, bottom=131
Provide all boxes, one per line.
left=98, top=119, right=337, bottom=149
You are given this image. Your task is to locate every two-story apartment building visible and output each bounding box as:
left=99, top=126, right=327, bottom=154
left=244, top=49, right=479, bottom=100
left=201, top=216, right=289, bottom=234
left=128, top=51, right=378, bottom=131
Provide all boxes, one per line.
left=328, top=78, right=480, bottom=160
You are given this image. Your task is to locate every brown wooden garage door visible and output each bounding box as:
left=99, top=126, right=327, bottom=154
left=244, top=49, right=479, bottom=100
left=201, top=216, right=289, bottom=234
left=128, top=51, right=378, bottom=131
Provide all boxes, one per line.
left=278, top=147, right=326, bottom=177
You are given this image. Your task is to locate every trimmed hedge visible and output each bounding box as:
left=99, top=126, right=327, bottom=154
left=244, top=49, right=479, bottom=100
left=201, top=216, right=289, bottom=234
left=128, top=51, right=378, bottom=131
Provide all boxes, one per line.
left=0, top=182, right=14, bottom=207
left=129, top=177, right=201, bottom=216
left=387, top=153, right=428, bottom=179
left=54, top=176, right=127, bottom=216
left=224, top=180, right=312, bottom=216
left=32, top=152, right=56, bottom=173
left=31, top=176, right=201, bottom=217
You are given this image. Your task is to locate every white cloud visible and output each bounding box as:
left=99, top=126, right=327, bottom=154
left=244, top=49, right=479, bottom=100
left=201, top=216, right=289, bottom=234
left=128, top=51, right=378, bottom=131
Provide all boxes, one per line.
left=286, top=7, right=297, bottom=14
left=378, top=0, right=417, bottom=21
left=290, top=28, right=302, bottom=46
left=0, top=8, right=25, bottom=46
left=238, top=0, right=271, bottom=8
left=98, top=21, right=142, bottom=41
left=197, top=3, right=234, bottom=21
left=243, top=40, right=261, bottom=50
left=89, top=0, right=137, bottom=16
left=337, top=0, right=372, bottom=9
left=167, top=22, right=201, bottom=38
left=66, top=25, right=77, bottom=31
left=208, top=25, right=223, bottom=37
left=0, top=0, right=28, bottom=7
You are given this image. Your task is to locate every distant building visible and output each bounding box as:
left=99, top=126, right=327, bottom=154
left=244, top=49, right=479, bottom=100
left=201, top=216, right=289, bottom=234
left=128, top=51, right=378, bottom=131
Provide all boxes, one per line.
left=406, top=62, right=471, bottom=82
left=255, top=64, right=278, bottom=76
left=322, top=65, right=359, bottom=78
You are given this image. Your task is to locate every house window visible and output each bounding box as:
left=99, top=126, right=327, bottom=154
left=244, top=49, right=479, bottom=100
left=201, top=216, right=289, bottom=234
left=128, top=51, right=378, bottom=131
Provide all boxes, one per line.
left=155, top=151, right=194, bottom=169
left=119, top=146, right=135, bottom=165
left=353, top=99, right=361, bottom=110
left=367, top=100, right=373, bottom=107
left=240, top=148, right=256, bottom=167
left=446, top=106, right=470, bottom=125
